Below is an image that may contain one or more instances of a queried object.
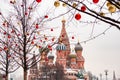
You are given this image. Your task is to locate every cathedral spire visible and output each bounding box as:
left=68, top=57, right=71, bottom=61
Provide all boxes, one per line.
left=58, top=19, right=70, bottom=52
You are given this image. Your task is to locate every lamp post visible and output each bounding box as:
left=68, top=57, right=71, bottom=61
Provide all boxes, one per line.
left=100, top=73, right=102, bottom=80
left=104, top=70, right=108, bottom=80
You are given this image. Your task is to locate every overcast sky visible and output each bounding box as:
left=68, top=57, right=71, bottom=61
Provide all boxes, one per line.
left=0, top=0, right=120, bottom=80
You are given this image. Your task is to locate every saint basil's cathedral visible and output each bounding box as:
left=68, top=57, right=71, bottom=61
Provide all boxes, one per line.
left=28, top=20, right=89, bottom=80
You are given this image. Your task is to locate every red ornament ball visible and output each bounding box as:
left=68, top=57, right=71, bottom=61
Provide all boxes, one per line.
left=72, top=36, right=74, bottom=39
left=93, top=0, right=99, bottom=3
left=81, top=6, right=86, bottom=12
left=44, top=15, right=48, bottom=18
left=36, top=24, right=39, bottom=29
left=51, top=28, right=53, bottom=31
left=25, top=12, right=28, bottom=15
left=36, top=0, right=42, bottom=3
left=75, top=13, right=81, bottom=20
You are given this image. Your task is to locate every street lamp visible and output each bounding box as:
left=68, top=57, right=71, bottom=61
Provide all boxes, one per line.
left=104, top=70, right=108, bottom=80
left=99, top=73, right=102, bottom=80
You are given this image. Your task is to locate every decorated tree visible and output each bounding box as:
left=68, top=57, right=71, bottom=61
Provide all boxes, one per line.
left=0, top=19, right=20, bottom=80
left=58, top=0, right=120, bottom=30
left=0, top=0, right=61, bottom=80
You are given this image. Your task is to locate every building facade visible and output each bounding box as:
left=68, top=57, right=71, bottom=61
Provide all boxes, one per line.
left=28, top=20, right=88, bottom=80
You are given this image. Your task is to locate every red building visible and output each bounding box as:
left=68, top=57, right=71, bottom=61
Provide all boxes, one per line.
left=28, top=20, right=88, bottom=80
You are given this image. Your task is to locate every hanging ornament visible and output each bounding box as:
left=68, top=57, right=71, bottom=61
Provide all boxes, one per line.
left=8, top=54, right=11, bottom=58
left=8, top=35, right=11, bottom=38
left=62, top=3, right=67, bottom=7
left=81, top=6, right=86, bottom=12
left=4, top=46, right=8, bottom=51
left=99, top=12, right=105, bottom=16
left=45, top=37, right=47, bottom=40
left=25, top=12, right=28, bottom=16
left=51, top=28, right=53, bottom=31
left=40, top=40, right=42, bottom=42
left=33, top=36, right=36, bottom=40
left=17, top=34, right=20, bottom=36
left=35, top=24, right=39, bottom=29
left=0, top=49, right=2, bottom=52
left=52, top=37, right=55, bottom=41
left=108, top=5, right=116, bottom=13
left=48, top=45, right=52, bottom=49
left=36, top=0, right=42, bottom=3
left=54, top=1, right=60, bottom=7
left=3, top=32, right=6, bottom=35
left=93, top=0, right=99, bottom=4
left=72, top=36, right=74, bottom=39
left=2, top=21, right=7, bottom=27
left=31, top=41, right=34, bottom=44
left=72, top=3, right=77, bottom=8
left=106, top=1, right=112, bottom=7
left=28, top=7, right=32, bottom=10
left=44, top=15, right=48, bottom=18
left=10, top=0, right=16, bottom=4
left=75, top=13, right=81, bottom=20
left=21, top=4, right=24, bottom=7
left=11, top=29, right=15, bottom=33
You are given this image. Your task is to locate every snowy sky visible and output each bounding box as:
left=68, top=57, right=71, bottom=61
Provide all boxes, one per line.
left=0, top=0, right=120, bottom=80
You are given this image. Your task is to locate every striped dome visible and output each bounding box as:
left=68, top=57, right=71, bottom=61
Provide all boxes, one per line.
left=56, top=43, right=66, bottom=51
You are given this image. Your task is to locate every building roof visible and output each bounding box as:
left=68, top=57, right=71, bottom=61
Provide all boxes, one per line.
left=74, top=42, right=83, bottom=52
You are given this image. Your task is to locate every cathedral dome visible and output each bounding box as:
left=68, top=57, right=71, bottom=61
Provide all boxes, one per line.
left=56, top=43, right=66, bottom=51
left=74, top=42, right=83, bottom=52
left=69, top=53, right=77, bottom=58
left=48, top=52, right=54, bottom=59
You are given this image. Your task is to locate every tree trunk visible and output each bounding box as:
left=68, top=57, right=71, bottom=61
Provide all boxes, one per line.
left=24, top=70, right=27, bottom=80
left=5, top=74, right=8, bottom=80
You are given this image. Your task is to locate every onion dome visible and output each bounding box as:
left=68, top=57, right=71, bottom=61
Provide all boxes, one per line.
left=69, top=49, right=77, bottom=58
left=48, top=52, right=54, bottom=59
left=74, top=42, right=83, bottom=52
left=69, top=54, right=77, bottom=58
left=56, top=43, right=66, bottom=51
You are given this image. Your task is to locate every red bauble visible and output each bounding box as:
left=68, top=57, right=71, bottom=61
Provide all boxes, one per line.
left=36, top=0, right=42, bottom=3
left=48, top=45, right=51, bottom=49
left=93, top=0, right=99, bottom=3
left=52, top=38, right=55, bottom=41
left=51, top=28, right=53, bottom=31
left=3, top=32, right=6, bottom=35
left=75, top=13, right=81, bottom=20
left=45, top=37, right=47, bottom=40
left=31, top=41, right=34, bottom=44
left=36, top=24, right=39, bottom=29
left=81, top=6, right=86, bottom=12
left=4, top=46, right=8, bottom=50
left=44, top=15, right=48, bottom=18
left=8, top=35, right=11, bottom=38
left=72, top=36, right=74, bottom=39
left=25, top=12, right=28, bottom=15
left=11, top=29, right=15, bottom=33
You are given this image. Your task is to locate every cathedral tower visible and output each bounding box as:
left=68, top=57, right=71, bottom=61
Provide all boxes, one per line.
left=56, top=19, right=71, bottom=68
